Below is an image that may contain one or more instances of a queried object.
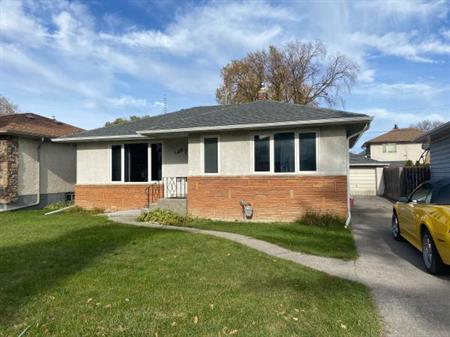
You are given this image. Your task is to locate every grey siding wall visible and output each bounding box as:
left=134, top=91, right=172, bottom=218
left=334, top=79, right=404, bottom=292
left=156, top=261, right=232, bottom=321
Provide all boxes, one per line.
left=430, top=135, right=450, bottom=180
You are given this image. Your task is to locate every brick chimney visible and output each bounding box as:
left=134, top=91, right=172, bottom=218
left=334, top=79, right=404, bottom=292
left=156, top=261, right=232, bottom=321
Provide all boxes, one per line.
left=257, top=83, right=269, bottom=100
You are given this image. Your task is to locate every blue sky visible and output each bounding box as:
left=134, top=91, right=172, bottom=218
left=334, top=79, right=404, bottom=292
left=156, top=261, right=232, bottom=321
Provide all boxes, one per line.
left=1, top=0, right=449, bottom=150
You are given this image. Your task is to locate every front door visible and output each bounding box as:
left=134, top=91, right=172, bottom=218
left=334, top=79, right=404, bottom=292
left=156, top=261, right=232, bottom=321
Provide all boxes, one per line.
left=151, top=143, right=162, bottom=181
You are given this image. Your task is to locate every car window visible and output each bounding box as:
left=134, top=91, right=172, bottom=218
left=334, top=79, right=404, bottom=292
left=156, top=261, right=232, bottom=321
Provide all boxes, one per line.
left=410, top=184, right=432, bottom=204
left=432, top=184, right=450, bottom=205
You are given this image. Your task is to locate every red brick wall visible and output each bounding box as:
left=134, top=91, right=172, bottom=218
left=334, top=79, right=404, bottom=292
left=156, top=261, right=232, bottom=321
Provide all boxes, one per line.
left=75, top=184, right=164, bottom=211
left=187, top=176, right=347, bottom=221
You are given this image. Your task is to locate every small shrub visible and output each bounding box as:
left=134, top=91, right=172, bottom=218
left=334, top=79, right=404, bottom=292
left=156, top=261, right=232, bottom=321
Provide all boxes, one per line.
left=43, top=201, right=74, bottom=211
left=298, top=211, right=345, bottom=227
left=138, top=209, right=185, bottom=225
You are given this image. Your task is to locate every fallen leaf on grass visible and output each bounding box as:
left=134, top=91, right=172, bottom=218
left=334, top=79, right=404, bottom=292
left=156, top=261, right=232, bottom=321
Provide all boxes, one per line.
left=86, top=298, right=93, bottom=304
left=292, top=317, right=299, bottom=321
left=171, top=321, right=177, bottom=327
left=340, top=323, right=347, bottom=329
left=193, top=316, right=198, bottom=324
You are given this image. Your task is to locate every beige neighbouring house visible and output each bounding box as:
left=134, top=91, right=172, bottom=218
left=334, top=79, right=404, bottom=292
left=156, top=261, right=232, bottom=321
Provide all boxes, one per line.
left=363, top=126, right=426, bottom=165
left=0, top=113, right=83, bottom=211
left=54, top=95, right=372, bottom=222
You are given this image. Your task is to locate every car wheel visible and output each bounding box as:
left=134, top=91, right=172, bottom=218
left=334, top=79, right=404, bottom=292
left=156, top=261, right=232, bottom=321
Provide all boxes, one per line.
left=392, top=212, right=402, bottom=241
left=422, top=230, right=446, bottom=275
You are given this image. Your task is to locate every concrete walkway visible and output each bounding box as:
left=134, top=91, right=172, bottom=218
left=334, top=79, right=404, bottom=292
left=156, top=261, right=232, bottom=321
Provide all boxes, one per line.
left=110, top=196, right=450, bottom=337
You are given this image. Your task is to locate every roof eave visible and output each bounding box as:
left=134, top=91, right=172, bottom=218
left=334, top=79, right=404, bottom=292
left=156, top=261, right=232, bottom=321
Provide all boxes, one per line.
left=137, top=116, right=372, bottom=136
left=52, top=134, right=147, bottom=143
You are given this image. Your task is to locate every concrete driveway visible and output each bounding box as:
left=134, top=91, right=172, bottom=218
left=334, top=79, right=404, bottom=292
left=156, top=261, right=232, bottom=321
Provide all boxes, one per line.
left=352, top=196, right=450, bottom=337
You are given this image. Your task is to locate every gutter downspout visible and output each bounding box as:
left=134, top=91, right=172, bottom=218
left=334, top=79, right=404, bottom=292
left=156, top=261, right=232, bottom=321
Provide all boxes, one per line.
left=345, top=124, right=370, bottom=228
left=5, top=138, right=44, bottom=211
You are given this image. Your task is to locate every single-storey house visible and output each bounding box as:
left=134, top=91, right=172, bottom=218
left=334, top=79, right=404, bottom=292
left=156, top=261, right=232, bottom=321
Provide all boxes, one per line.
left=416, top=121, right=450, bottom=180
left=54, top=96, right=372, bottom=222
left=0, top=113, right=83, bottom=211
left=363, top=126, right=426, bottom=166
left=349, top=153, right=389, bottom=196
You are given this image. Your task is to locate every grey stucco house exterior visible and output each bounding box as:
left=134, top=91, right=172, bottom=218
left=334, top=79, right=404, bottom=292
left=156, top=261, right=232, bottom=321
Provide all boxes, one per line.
left=54, top=97, right=372, bottom=223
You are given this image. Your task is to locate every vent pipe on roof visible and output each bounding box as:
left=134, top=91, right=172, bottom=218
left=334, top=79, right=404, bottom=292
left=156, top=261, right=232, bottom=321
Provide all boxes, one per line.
left=394, top=124, right=399, bottom=129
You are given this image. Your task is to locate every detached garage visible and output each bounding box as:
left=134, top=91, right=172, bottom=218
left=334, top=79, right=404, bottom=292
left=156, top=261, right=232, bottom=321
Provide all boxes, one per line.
left=350, top=153, right=389, bottom=196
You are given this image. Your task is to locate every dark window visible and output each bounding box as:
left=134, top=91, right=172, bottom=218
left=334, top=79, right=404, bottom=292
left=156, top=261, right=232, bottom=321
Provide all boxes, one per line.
left=409, top=184, right=432, bottom=204
left=111, top=145, right=122, bottom=181
left=254, top=135, right=270, bottom=172
left=274, top=132, right=294, bottom=172
left=432, top=183, right=450, bottom=205
left=204, top=137, right=218, bottom=173
left=125, top=143, right=148, bottom=182
left=151, top=143, right=162, bottom=181
left=299, top=133, right=317, bottom=171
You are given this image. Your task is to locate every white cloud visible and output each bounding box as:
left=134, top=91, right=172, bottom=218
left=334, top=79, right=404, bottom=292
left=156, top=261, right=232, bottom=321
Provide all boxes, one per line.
left=354, top=81, right=450, bottom=98
left=107, top=96, right=149, bottom=108
left=350, top=32, right=450, bottom=63
left=356, top=0, right=448, bottom=19
left=358, top=107, right=447, bottom=124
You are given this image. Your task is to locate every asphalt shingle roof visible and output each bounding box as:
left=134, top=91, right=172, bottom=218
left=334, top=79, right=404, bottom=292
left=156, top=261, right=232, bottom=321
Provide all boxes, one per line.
left=349, top=153, right=388, bottom=166
left=0, top=113, right=83, bottom=138
left=363, top=128, right=425, bottom=146
left=57, top=100, right=370, bottom=140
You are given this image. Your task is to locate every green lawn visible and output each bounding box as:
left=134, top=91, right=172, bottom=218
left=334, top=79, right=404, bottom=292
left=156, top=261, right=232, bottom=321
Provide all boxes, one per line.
left=183, top=218, right=357, bottom=260
left=0, top=210, right=380, bottom=337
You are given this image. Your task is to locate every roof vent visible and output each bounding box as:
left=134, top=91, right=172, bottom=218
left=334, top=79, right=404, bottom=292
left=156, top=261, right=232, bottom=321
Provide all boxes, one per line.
left=25, top=114, right=36, bottom=119
left=393, top=124, right=399, bottom=129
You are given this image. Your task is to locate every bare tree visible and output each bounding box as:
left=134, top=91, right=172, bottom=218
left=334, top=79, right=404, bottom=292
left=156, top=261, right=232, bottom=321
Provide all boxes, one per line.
left=216, top=41, right=359, bottom=106
left=0, top=95, right=18, bottom=115
left=410, top=120, right=444, bottom=131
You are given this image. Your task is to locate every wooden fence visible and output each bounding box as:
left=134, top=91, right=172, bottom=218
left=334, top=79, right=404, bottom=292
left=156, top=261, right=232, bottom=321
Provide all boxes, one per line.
left=383, top=166, right=430, bottom=201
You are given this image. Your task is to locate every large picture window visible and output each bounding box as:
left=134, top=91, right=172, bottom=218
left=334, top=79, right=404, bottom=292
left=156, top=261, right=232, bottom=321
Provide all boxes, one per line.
left=274, top=132, right=295, bottom=172
left=111, top=145, right=122, bottom=181
left=125, top=143, right=148, bottom=182
left=204, top=137, right=218, bottom=173
left=299, top=133, right=317, bottom=171
left=254, top=135, right=270, bottom=172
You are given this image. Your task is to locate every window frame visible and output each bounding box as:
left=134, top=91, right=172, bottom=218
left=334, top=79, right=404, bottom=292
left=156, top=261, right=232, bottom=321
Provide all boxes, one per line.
left=110, top=144, right=123, bottom=182
left=253, top=134, right=272, bottom=173
left=251, top=129, right=319, bottom=175
left=201, top=135, right=220, bottom=175
left=109, top=141, right=164, bottom=183
left=387, top=143, right=397, bottom=153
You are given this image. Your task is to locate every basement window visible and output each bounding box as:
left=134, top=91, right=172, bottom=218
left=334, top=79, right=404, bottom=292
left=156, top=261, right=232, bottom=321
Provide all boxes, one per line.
left=274, top=132, right=295, bottom=172
left=299, top=132, right=317, bottom=171
left=125, top=143, right=148, bottom=182
left=111, top=145, right=122, bottom=181
left=204, top=137, right=218, bottom=174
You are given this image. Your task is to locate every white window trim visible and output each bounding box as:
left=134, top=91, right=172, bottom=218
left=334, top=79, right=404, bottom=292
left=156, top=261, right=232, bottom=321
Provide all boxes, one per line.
left=250, top=129, right=320, bottom=175
left=201, top=135, right=220, bottom=175
left=109, top=141, right=163, bottom=183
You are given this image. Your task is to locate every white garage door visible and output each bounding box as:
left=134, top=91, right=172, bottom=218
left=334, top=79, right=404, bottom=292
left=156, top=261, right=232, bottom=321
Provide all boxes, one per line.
left=350, top=168, right=377, bottom=196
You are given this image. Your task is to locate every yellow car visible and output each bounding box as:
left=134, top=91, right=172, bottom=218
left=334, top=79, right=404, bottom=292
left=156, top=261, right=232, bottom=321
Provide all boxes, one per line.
left=392, top=178, right=450, bottom=274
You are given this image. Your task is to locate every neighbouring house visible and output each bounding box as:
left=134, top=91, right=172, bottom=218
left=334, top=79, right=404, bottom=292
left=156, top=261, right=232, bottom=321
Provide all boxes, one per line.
left=349, top=153, right=389, bottom=196
left=416, top=121, right=450, bottom=180
left=0, top=113, right=83, bottom=211
left=54, top=96, right=372, bottom=222
left=363, top=125, right=426, bottom=166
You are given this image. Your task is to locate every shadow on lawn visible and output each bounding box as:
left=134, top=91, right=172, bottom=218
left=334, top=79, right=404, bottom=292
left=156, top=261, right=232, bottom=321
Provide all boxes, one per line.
left=0, top=223, right=158, bottom=326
